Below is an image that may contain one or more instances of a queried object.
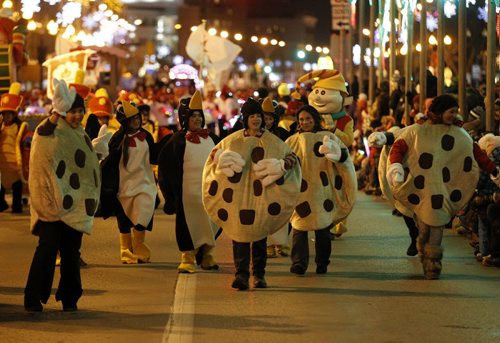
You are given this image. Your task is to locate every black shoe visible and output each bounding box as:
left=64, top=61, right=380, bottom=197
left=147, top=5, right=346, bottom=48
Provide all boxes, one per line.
left=290, top=265, right=306, bottom=275
left=253, top=276, right=267, bottom=288
left=24, top=300, right=43, bottom=313
left=63, top=302, right=78, bottom=312
left=406, top=242, right=418, bottom=256
left=231, top=276, right=249, bottom=290
left=316, top=265, right=328, bottom=274
left=11, top=205, right=23, bottom=213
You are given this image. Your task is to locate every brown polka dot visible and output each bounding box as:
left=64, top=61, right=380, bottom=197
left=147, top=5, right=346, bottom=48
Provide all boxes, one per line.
left=463, top=156, right=473, bottom=172
left=63, top=195, right=73, bottom=209
left=253, top=180, right=263, bottom=196
left=218, top=208, right=228, bottom=221
left=56, top=160, right=66, bottom=179
left=268, top=202, right=281, bottom=215
left=295, top=201, right=312, bottom=218
left=228, top=172, right=243, bottom=183
left=84, top=135, right=93, bottom=151
left=251, top=147, right=265, bottom=163
left=75, top=149, right=86, bottom=168
left=441, top=134, right=455, bottom=151
left=239, top=209, right=255, bottom=225
left=418, top=153, right=433, bottom=169
left=276, top=176, right=285, bottom=185
left=414, top=175, right=425, bottom=189
left=223, top=188, right=233, bottom=203
left=313, top=141, right=324, bottom=157
left=320, top=171, right=329, bottom=186
left=442, top=167, right=450, bottom=183
left=85, top=198, right=97, bottom=216
left=408, top=193, right=420, bottom=205
left=323, top=199, right=334, bottom=212
left=69, top=173, right=80, bottom=189
left=208, top=180, right=218, bottom=196
left=450, top=189, right=462, bottom=202
left=431, top=194, right=444, bottom=209
left=300, top=179, right=308, bottom=192
left=334, top=175, right=343, bottom=190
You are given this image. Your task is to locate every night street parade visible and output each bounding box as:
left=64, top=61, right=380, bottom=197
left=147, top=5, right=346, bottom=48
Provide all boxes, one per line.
left=1, top=0, right=500, bottom=341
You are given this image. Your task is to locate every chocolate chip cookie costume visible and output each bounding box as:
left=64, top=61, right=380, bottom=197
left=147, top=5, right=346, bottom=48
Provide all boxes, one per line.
left=203, top=129, right=302, bottom=242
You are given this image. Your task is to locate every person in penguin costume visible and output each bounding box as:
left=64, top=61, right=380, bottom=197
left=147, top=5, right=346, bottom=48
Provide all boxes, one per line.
left=203, top=97, right=302, bottom=290
left=158, top=90, right=221, bottom=273
left=293, top=69, right=354, bottom=238
left=100, top=100, right=158, bottom=264
left=24, top=78, right=100, bottom=312
left=388, top=94, right=500, bottom=279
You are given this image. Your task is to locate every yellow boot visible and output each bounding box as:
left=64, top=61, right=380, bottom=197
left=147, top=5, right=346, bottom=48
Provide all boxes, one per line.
left=132, top=229, right=151, bottom=263
left=178, top=250, right=197, bottom=273
left=200, top=245, right=219, bottom=270
left=120, top=233, right=138, bottom=264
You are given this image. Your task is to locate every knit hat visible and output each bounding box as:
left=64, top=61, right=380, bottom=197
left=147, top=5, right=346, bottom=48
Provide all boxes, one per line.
left=292, top=69, right=348, bottom=99
left=469, top=106, right=485, bottom=120
left=277, top=83, right=290, bottom=97
left=428, top=94, right=458, bottom=115
left=69, top=70, right=90, bottom=99
left=0, top=82, right=23, bottom=113
left=241, top=97, right=264, bottom=129
left=183, top=90, right=205, bottom=130
left=89, top=88, right=113, bottom=117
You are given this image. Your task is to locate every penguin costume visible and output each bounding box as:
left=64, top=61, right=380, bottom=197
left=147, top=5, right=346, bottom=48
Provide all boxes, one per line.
left=158, top=90, right=220, bottom=273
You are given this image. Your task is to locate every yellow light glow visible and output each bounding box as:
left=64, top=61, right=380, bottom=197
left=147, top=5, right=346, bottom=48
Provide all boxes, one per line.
left=362, top=28, right=370, bottom=36
left=260, top=37, right=268, bottom=45
left=322, top=47, right=329, bottom=54
left=416, top=43, right=422, bottom=52
left=104, top=10, right=113, bottom=17
left=111, top=14, right=119, bottom=21
left=278, top=41, right=285, bottom=47
left=27, top=20, right=37, bottom=31
left=208, top=28, right=217, bottom=36
left=318, top=56, right=334, bottom=70
left=400, top=44, right=408, bottom=56
left=234, top=33, right=243, bottom=41
left=174, top=23, right=181, bottom=30
left=220, top=30, right=229, bottom=38
left=2, top=0, right=13, bottom=9
left=22, top=11, right=33, bottom=20
left=305, top=44, right=313, bottom=51
left=98, top=4, right=107, bottom=11
left=190, top=26, right=197, bottom=32
left=251, top=35, right=258, bottom=42
left=444, top=35, right=452, bottom=45
left=134, top=19, right=143, bottom=26
left=270, top=39, right=277, bottom=45
left=315, top=46, right=322, bottom=53
left=428, top=34, right=438, bottom=45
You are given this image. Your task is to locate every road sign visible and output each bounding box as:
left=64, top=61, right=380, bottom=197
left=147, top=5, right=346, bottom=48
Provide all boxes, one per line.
left=331, top=0, right=351, bottom=31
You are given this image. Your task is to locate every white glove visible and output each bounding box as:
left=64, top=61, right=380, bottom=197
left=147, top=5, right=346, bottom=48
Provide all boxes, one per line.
left=52, top=78, right=76, bottom=117
left=253, top=158, right=286, bottom=187
left=387, top=162, right=405, bottom=188
left=368, top=132, right=387, bottom=147
left=214, top=149, right=245, bottom=177
left=92, top=124, right=112, bottom=160
left=318, top=135, right=341, bottom=162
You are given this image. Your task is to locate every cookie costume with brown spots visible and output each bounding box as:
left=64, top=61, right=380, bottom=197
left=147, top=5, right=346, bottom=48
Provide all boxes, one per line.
left=390, top=123, right=479, bottom=226
left=286, top=131, right=356, bottom=230
left=203, top=130, right=301, bottom=242
left=29, top=118, right=100, bottom=234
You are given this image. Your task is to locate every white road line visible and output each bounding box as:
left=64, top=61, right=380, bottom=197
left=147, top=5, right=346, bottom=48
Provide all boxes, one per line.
left=163, top=273, right=197, bottom=343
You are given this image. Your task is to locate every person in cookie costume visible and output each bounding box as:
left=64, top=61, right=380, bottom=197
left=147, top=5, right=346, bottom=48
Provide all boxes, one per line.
left=0, top=82, right=28, bottom=213
left=286, top=105, right=356, bottom=275
left=100, top=100, right=158, bottom=264
left=388, top=94, right=500, bottom=279
left=158, top=90, right=220, bottom=273
left=368, top=126, right=419, bottom=256
left=24, top=78, right=100, bottom=312
left=203, top=97, right=301, bottom=290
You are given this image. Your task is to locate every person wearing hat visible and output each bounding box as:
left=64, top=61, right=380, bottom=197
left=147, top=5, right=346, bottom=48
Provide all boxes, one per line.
left=286, top=105, right=356, bottom=275
left=278, top=99, right=302, bottom=133
left=100, top=100, right=158, bottom=264
left=24, top=78, right=100, bottom=312
left=203, top=97, right=302, bottom=290
left=158, top=90, right=221, bottom=273
left=277, top=82, right=291, bottom=109
left=0, top=82, right=28, bottom=213
left=388, top=94, right=500, bottom=279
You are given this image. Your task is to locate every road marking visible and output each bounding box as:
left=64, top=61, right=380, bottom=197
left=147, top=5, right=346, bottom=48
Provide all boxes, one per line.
left=163, top=273, right=197, bottom=343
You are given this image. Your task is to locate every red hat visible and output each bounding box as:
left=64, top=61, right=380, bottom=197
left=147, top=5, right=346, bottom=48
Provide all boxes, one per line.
left=89, top=88, right=113, bottom=117
left=0, top=82, right=23, bottom=112
left=285, top=100, right=303, bottom=116
left=69, top=70, right=90, bottom=99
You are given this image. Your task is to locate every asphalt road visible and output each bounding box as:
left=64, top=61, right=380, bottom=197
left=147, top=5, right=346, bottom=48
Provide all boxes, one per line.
left=1, top=192, right=500, bottom=342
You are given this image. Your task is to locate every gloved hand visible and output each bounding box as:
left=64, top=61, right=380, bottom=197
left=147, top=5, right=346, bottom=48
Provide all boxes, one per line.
left=368, top=132, right=387, bottom=147
left=214, top=149, right=245, bottom=177
left=253, top=158, right=286, bottom=187
left=92, top=124, right=112, bottom=160
left=386, top=162, right=405, bottom=188
left=52, top=78, right=76, bottom=117
left=318, top=135, right=341, bottom=162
